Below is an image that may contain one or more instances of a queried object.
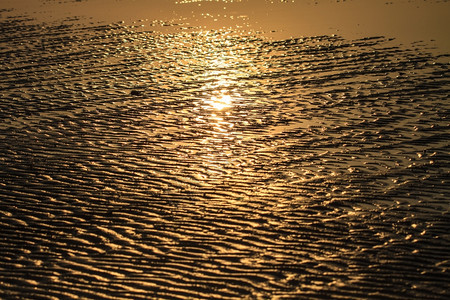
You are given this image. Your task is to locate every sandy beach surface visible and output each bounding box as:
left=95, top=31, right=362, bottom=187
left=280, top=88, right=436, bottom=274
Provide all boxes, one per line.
left=2, top=0, right=450, bottom=51
left=0, top=0, right=449, bottom=299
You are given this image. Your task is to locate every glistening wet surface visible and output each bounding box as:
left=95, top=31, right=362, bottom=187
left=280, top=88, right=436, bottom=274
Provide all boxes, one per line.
left=1, top=3, right=450, bottom=299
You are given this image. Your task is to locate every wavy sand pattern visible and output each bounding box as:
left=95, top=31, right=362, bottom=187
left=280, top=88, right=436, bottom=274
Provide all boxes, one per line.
left=0, top=1, right=449, bottom=299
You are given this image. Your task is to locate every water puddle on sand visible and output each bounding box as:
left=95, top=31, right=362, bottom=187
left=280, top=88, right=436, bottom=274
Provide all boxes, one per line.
left=0, top=1, right=449, bottom=299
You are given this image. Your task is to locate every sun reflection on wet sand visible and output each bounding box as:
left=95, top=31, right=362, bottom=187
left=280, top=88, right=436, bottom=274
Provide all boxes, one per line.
left=208, top=94, right=233, bottom=111
left=0, top=0, right=449, bottom=299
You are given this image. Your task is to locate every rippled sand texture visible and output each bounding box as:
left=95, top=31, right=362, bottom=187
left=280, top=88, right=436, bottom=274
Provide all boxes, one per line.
left=1, top=10, right=450, bottom=300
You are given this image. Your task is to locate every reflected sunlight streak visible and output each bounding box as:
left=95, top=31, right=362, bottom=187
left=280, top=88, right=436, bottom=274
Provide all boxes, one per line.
left=209, top=94, right=233, bottom=111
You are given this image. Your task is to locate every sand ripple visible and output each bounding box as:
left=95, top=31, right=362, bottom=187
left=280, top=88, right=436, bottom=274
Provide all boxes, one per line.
left=0, top=12, right=449, bottom=299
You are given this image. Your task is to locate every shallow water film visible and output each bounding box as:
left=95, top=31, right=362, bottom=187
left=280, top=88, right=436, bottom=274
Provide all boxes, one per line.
left=1, top=1, right=450, bottom=299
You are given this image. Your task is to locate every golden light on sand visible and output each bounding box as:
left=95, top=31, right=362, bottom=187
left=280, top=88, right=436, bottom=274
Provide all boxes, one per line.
left=209, top=94, right=232, bottom=110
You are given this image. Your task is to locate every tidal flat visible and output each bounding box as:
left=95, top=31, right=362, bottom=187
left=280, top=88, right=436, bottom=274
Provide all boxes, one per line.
left=0, top=0, right=449, bottom=299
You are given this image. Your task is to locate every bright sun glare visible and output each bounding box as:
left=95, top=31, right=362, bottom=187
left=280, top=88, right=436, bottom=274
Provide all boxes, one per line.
left=210, top=94, right=232, bottom=111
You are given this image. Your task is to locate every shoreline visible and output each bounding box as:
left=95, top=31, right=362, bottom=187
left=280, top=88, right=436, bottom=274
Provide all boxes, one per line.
left=1, top=0, right=449, bottom=53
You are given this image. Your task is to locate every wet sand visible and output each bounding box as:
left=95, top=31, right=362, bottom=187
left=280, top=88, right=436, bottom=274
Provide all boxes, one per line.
left=2, top=0, right=450, bottom=51
left=0, top=0, right=449, bottom=299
